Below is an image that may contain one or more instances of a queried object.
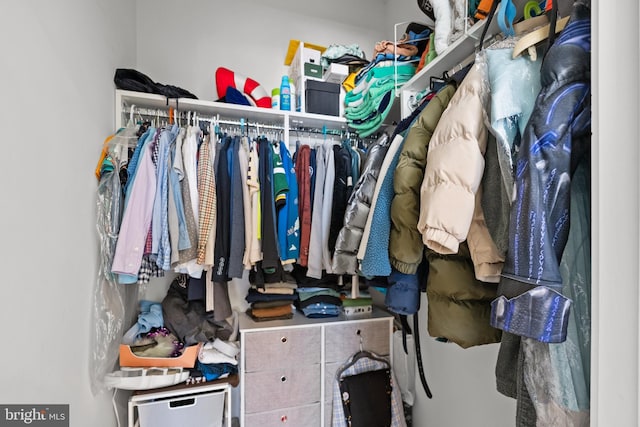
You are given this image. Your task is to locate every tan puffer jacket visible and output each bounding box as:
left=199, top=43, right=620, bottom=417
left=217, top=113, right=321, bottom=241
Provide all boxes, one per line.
left=417, top=57, right=503, bottom=282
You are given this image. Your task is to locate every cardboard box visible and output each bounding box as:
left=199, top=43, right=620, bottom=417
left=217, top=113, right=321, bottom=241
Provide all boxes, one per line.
left=305, top=80, right=340, bottom=116
left=284, top=40, right=325, bottom=66
left=119, top=343, right=201, bottom=368
left=297, top=47, right=321, bottom=66
left=323, top=63, right=349, bottom=84
left=288, top=42, right=325, bottom=83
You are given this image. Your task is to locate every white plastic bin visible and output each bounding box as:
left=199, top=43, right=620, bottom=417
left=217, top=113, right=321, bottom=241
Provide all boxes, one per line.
left=137, top=390, right=226, bottom=427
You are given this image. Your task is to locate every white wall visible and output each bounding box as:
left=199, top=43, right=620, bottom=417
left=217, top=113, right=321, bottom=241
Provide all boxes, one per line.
left=135, top=0, right=388, bottom=102
left=592, top=0, right=640, bottom=425
left=409, top=299, right=516, bottom=426
left=0, top=1, right=135, bottom=426
left=383, top=0, right=434, bottom=39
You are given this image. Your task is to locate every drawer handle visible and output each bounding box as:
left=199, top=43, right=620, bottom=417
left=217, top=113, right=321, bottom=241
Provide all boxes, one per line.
left=281, top=336, right=287, bottom=343
left=280, top=375, right=287, bottom=382
left=356, top=329, right=361, bottom=336
left=281, top=415, right=288, bottom=423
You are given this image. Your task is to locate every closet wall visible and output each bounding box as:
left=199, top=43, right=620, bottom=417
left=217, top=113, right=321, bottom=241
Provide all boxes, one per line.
left=0, top=1, right=136, bottom=426
left=135, top=0, right=388, bottom=101
left=1, top=1, right=638, bottom=427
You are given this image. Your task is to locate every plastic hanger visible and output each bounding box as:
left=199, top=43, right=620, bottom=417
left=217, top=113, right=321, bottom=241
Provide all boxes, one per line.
left=128, top=104, right=135, bottom=125
left=510, top=14, right=550, bottom=60
left=512, top=15, right=569, bottom=59
left=335, top=333, right=391, bottom=380
left=497, top=0, right=516, bottom=37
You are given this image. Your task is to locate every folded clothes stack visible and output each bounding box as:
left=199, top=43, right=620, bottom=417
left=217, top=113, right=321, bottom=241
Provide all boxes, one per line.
left=344, top=24, right=430, bottom=138
left=246, top=264, right=298, bottom=321
left=295, top=287, right=343, bottom=318
left=344, top=60, right=416, bottom=138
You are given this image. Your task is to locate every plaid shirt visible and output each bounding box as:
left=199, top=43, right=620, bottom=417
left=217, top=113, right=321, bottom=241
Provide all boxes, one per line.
left=332, top=353, right=406, bottom=427
left=196, top=134, right=216, bottom=264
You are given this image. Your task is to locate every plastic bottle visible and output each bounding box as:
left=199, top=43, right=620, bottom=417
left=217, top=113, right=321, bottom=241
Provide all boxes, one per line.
left=289, top=78, right=298, bottom=112
left=271, top=88, right=280, bottom=109
left=280, top=76, right=291, bottom=111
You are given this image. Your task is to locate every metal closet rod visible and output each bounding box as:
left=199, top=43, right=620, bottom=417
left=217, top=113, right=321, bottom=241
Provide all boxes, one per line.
left=128, top=107, right=283, bottom=129
left=126, top=107, right=345, bottom=135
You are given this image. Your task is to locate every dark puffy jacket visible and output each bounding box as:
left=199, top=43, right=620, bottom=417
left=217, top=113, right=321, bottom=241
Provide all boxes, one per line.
left=426, top=242, right=502, bottom=348
left=389, top=83, right=457, bottom=274
left=332, top=131, right=392, bottom=274
left=491, top=1, right=591, bottom=343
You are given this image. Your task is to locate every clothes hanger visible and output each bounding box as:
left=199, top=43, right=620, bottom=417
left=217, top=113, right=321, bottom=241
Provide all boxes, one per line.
left=128, top=104, right=135, bottom=126
left=512, top=12, right=568, bottom=59
left=497, top=0, right=517, bottom=37
left=335, top=332, right=391, bottom=379
left=511, top=15, right=568, bottom=59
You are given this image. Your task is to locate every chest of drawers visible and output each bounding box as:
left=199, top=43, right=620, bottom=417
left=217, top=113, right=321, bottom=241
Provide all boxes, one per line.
left=239, top=308, right=394, bottom=427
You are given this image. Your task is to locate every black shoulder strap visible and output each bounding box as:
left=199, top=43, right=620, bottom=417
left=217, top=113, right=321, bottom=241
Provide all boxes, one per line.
left=399, top=314, right=412, bottom=354
left=477, top=0, right=501, bottom=52
left=414, top=313, right=433, bottom=398
left=542, top=0, right=559, bottom=61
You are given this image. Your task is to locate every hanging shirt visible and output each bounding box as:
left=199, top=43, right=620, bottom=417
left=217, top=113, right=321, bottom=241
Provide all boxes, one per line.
left=258, top=137, right=281, bottom=271
left=183, top=125, right=200, bottom=226
left=278, top=141, right=300, bottom=264
left=151, top=126, right=176, bottom=270
left=321, top=143, right=336, bottom=274
left=213, top=136, right=232, bottom=281
left=307, top=144, right=326, bottom=279
left=174, top=128, right=200, bottom=275
left=111, top=138, right=158, bottom=276
left=238, top=137, right=253, bottom=270
left=247, top=143, right=263, bottom=265
left=203, top=129, right=218, bottom=269
left=228, top=135, right=246, bottom=279
left=196, top=133, right=216, bottom=265
left=169, top=128, right=190, bottom=268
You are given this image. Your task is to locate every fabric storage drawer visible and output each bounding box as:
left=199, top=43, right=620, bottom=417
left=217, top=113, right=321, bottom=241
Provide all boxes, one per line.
left=243, top=327, right=321, bottom=372
left=137, top=390, right=225, bottom=427
left=244, top=402, right=321, bottom=427
left=324, top=320, right=390, bottom=363
left=244, top=365, right=321, bottom=413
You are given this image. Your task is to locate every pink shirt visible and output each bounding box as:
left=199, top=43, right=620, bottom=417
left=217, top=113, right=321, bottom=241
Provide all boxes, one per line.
left=111, top=141, right=157, bottom=276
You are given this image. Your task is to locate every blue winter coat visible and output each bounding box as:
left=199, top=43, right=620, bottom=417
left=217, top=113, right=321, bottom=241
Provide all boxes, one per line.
left=491, top=2, right=591, bottom=343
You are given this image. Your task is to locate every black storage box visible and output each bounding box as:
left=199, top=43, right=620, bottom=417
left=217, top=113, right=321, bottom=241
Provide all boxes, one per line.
left=305, top=80, right=340, bottom=116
